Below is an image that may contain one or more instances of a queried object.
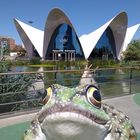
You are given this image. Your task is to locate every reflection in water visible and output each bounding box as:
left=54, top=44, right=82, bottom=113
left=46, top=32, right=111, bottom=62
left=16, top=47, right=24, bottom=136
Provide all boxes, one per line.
left=55, top=71, right=81, bottom=87
left=80, top=65, right=96, bottom=86
left=117, top=69, right=129, bottom=94
left=28, top=67, right=45, bottom=91
left=27, top=67, right=45, bottom=99
left=10, top=66, right=28, bottom=72
left=95, top=68, right=133, bottom=97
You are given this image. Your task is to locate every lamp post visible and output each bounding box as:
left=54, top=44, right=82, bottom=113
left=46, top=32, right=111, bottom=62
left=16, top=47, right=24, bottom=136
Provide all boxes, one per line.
left=0, top=41, right=7, bottom=57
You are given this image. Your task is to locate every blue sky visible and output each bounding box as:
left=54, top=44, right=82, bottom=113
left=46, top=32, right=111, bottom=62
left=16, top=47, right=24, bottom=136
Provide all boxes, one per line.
left=0, top=0, right=140, bottom=44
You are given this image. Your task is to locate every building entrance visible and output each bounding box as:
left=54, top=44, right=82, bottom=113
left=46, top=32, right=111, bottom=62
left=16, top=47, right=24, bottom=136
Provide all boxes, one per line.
left=52, top=50, right=75, bottom=61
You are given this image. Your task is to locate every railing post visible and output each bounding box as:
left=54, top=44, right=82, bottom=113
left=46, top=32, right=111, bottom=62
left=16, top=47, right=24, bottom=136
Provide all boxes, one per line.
left=97, top=70, right=100, bottom=90
left=129, top=68, right=132, bottom=94
left=54, top=71, right=57, bottom=84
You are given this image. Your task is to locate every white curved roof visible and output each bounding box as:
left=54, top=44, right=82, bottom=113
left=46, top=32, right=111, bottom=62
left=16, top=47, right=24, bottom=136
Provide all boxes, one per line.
left=43, top=8, right=80, bottom=59
left=79, top=12, right=128, bottom=59
left=122, top=23, right=140, bottom=52
left=14, top=8, right=140, bottom=61
left=14, top=19, right=44, bottom=58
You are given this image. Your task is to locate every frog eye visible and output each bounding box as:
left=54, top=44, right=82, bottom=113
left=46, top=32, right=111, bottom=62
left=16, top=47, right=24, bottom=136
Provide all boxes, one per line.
left=86, top=85, right=101, bottom=109
left=42, top=87, right=53, bottom=104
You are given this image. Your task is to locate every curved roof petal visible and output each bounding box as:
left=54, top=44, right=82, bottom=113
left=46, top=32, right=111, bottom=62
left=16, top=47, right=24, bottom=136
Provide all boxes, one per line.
left=122, top=23, right=140, bottom=52
left=43, top=8, right=80, bottom=59
left=14, top=19, right=44, bottom=58
left=79, top=12, right=128, bottom=59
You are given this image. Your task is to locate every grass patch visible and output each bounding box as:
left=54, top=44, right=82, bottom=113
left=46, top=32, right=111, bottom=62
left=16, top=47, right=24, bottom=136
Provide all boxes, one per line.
left=133, top=93, right=140, bottom=106
left=29, top=64, right=55, bottom=67
left=137, top=133, right=140, bottom=140
left=0, top=121, right=30, bottom=140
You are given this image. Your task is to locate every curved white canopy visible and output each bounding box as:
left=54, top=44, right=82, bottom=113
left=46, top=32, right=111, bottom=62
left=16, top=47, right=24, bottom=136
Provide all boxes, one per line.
left=43, top=8, right=80, bottom=59
left=122, top=23, right=140, bottom=52
left=14, top=19, right=44, bottom=58
left=14, top=8, right=140, bottom=61
left=79, top=12, right=128, bottom=59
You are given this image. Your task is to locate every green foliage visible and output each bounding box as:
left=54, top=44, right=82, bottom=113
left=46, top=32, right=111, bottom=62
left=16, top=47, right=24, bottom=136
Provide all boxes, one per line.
left=123, top=40, right=140, bottom=61
left=89, top=59, right=119, bottom=68
left=0, top=74, right=34, bottom=101
left=0, top=62, right=43, bottom=113
left=119, top=60, right=140, bottom=67
left=54, top=60, right=88, bottom=69
left=36, top=60, right=88, bottom=70
left=2, top=60, right=31, bottom=67
left=29, top=57, right=41, bottom=65
left=10, top=45, right=26, bottom=53
left=0, top=61, right=11, bottom=73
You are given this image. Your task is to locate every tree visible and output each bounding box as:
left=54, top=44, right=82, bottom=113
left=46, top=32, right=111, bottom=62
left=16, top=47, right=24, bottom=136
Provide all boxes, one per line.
left=10, top=45, right=26, bottom=57
left=122, top=39, right=140, bottom=61
left=10, top=45, right=26, bottom=53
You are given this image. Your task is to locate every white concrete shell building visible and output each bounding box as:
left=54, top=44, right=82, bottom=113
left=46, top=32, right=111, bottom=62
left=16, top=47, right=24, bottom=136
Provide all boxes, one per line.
left=79, top=12, right=128, bottom=60
left=43, top=8, right=83, bottom=60
left=14, top=8, right=140, bottom=60
left=122, top=24, right=140, bottom=52
left=14, top=19, right=44, bottom=58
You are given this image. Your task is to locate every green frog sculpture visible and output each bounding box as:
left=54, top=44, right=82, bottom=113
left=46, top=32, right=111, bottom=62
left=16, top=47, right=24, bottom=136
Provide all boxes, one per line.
left=23, top=68, right=137, bottom=140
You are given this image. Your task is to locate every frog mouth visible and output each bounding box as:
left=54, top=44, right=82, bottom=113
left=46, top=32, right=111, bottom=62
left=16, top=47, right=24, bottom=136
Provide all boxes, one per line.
left=38, top=103, right=108, bottom=125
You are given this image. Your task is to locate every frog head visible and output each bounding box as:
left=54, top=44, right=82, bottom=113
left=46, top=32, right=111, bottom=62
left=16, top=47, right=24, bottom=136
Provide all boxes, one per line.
left=23, top=84, right=136, bottom=140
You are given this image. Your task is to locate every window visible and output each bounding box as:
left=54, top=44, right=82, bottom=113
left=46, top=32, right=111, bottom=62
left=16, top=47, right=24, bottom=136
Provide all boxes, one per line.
left=45, top=24, right=84, bottom=60
left=89, top=27, right=117, bottom=60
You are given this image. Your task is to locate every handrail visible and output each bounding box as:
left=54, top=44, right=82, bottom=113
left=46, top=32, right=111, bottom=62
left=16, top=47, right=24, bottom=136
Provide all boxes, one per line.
left=0, top=98, right=42, bottom=106
left=0, top=66, right=140, bottom=115
left=0, top=69, right=83, bottom=75
left=0, top=66, right=140, bottom=76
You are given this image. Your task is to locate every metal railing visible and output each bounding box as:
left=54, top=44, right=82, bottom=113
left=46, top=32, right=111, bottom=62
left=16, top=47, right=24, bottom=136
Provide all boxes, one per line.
left=0, top=67, right=140, bottom=115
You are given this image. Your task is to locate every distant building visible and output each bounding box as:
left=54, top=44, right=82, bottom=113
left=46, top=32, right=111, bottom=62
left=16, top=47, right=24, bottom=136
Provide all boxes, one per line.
left=0, top=36, right=24, bottom=58
left=10, top=52, right=18, bottom=57
left=14, top=8, right=140, bottom=60
left=0, top=36, right=16, bottom=50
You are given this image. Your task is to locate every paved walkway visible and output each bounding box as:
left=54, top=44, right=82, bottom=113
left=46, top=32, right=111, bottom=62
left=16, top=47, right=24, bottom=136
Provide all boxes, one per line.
left=0, top=94, right=140, bottom=134
left=0, top=112, right=36, bottom=128
left=103, top=94, right=140, bottom=133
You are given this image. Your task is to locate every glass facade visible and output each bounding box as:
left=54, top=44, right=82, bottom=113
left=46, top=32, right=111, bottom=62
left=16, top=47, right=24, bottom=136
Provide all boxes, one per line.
left=89, top=27, right=117, bottom=60
left=45, top=24, right=84, bottom=60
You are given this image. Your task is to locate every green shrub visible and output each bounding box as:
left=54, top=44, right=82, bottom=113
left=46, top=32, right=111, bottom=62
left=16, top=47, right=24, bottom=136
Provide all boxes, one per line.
left=122, top=40, right=140, bottom=61
left=30, top=57, right=41, bottom=65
